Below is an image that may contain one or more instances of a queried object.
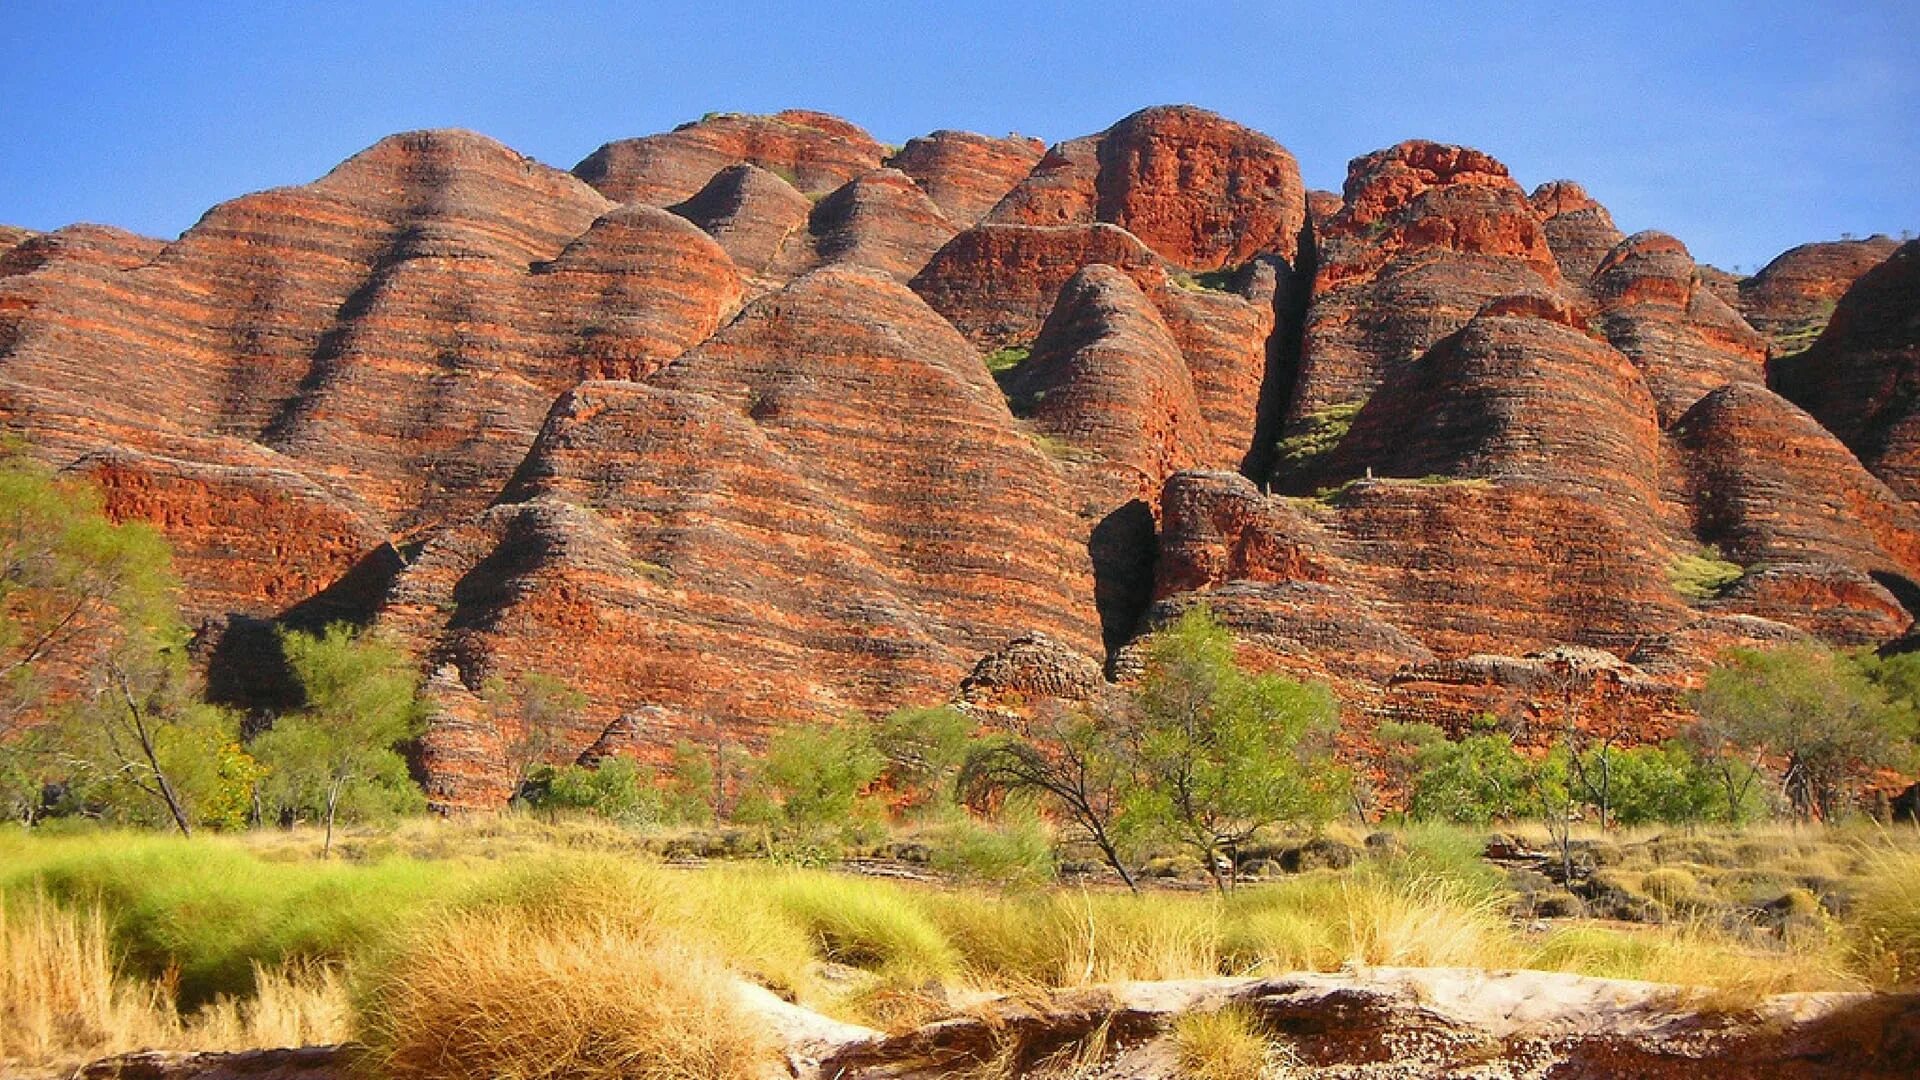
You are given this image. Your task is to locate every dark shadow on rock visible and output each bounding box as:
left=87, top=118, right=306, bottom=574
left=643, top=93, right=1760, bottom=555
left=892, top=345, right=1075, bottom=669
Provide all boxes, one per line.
left=1240, top=220, right=1315, bottom=482
left=1089, top=499, right=1157, bottom=656
left=195, top=615, right=299, bottom=717
left=277, top=543, right=410, bottom=632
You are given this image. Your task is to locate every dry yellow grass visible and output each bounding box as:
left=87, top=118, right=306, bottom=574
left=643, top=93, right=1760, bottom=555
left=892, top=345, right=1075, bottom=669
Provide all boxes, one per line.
left=0, top=894, right=347, bottom=1074
left=353, top=906, right=774, bottom=1080
left=1172, top=1005, right=1278, bottom=1080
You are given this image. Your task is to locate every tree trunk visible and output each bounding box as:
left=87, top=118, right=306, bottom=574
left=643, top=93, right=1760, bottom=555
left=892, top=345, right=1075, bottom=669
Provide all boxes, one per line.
left=1090, top=827, right=1137, bottom=893
left=323, top=778, right=342, bottom=858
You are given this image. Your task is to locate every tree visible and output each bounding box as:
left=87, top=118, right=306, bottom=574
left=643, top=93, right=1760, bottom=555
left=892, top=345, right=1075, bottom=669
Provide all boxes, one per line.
left=483, top=672, right=586, bottom=803
left=0, top=456, right=176, bottom=737
left=0, top=454, right=220, bottom=833
left=1406, top=727, right=1540, bottom=825
left=870, top=704, right=973, bottom=814
left=253, top=624, right=426, bottom=854
left=663, top=739, right=717, bottom=824
left=750, top=723, right=885, bottom=830
left=1602, top=743, right=1719, bottom=827
left=1125, top=607, right=1341, bottom=891
left=525, top=757, right=660, bottom=824
left=961, top=694, right=1145, bottom=891
left=1692, top=644, right=1912, bottom=820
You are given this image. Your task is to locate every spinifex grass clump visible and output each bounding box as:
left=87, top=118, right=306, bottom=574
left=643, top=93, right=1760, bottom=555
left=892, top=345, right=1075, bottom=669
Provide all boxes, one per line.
left=0, top=892, right=348, bottom=1072
left=1851, top=850, right=1920, bottom=988
left=356, top=910, right=771, bottom=1080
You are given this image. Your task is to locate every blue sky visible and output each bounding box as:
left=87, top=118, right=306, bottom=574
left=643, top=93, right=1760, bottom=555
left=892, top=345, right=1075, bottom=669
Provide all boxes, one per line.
left=3, top=2, right=1914, bottom=271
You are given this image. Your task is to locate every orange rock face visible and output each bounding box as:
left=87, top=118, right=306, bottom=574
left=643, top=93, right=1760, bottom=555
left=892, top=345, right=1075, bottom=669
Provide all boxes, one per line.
left=1771, top=241, right=1920, bottom=501
left=573, top=109, right=887, bottom=205
left=3, top=108, right=1916, bottom=806
left=986, top=105, right=1306, bottom=270
left=887, top=131, right=1046, bottom=225
left=1736, top=236, right=1900, bottom=354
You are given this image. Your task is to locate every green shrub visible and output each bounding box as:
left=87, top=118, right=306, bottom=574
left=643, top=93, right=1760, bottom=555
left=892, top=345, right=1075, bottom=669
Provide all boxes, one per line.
left=1274, top=401, right=1364, bottom=475
left=527, top=758, right=662, bottom=825
left=744, top=724, right=886, bottom=835
left=1666, top=546, right=1743, bottom=600
left=1407, top=734, right=1552, bottom=825
left=924, top=806, right=1054, bottom=887
left=984, top=344, right=1031, bottom=372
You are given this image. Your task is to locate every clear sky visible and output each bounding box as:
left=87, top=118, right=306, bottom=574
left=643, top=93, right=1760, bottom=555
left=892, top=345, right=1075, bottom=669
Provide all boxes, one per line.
left=3, top=1, right=1915, bottom=272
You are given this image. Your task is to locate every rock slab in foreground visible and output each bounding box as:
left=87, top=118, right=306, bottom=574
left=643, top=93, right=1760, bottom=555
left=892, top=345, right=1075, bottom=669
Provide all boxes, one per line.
left=71, top=969, right=1920, bottom=1079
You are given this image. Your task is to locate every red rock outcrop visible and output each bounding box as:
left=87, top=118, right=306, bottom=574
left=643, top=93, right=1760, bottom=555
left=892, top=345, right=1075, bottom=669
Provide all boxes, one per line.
left=912, top=222, right=1169, bottom=349
left=806, top=168, right=958, bottom=282
left=886, top=130, right=1046, bottom=225
left=5, top=109, right=1915, bottom=804
left=383, top=268, right=1100, bottom=806
left=1590, top=231, right=1768, bottom=422
left=0, top=130, right=742, bottom=622
left=1283, top=140, right=1561, bottom=431
left=1529, top=180, right=1625, bottom=291
left=573, top=109, right=886, bottom=205
left=1770, top=241, right=1920, bottom=501
left=985, top=105, right=1305, bottom=269
left=667, top=163, right=814, bottom=291
left=1737, top=236, right=1900, bottom=354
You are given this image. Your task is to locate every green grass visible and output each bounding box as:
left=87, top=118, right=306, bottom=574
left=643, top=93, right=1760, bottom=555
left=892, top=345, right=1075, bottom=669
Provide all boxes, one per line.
left=4, top=817, right=1912, bottom=1075
left=984, top=344, right=1031, bottom=373
left=1666, top=545, right=1744, bottom=600
left=0, top=831, right=462, bottom=1008
left=1028, top=431, right=1099, bottom=464
left=1170, top=268, right=1239, bottom=294
left=1275, top=400, right=1365, bottom=476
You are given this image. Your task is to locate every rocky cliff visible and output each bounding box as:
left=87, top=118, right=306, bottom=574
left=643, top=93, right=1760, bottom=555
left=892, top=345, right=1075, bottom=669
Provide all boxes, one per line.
left=2, top=106, right=1912, bottom=807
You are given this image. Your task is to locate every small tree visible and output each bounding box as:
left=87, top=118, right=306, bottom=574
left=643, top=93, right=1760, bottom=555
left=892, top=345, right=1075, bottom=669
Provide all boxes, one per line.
left=484, top=672, right=587, bottom=803
left=254, top=624, right=426, bottom=854
left=0, top=454, right=219, bottom=833
left=1692, top=645, right=1911, bottom=819
left=871, top=704, right=972, bottom=814
left=751, top=723, right=885, bottom=830
left=663, top=739, right=716, bottom=824
left=1126, top=607, right=1341, bottom=891
left=526, top=757, right=660, bottom=824
left=1407, top=727, right=1539, bottom=825
left=961, top=695, right=1144, bottom=891
left=1601, top=743, right=1720, bottom=827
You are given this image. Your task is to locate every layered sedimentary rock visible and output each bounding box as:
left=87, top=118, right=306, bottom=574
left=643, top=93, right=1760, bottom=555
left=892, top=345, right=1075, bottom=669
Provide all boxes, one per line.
left=573, top=109, right=886, bottom=205
left=1529, top=180, right=1624, bottom=291
left=0, top=130, right=741, bottom=621
left=1736, top=236, right=1900, bottom=354
left=5, top=107, right=1917, bottom=804
left=805, top=168, right=958, bottom=281
left=886, top=130, right=1046, bottom=225
left=384, top=268, right=1100, bottom=806
left=1771, top=241, right=1920, bottom=501
left=667, top=163, right=814, bottom=288
left=1590, top=231, right=1768, bottom=422
left=1182, top=140, right=1920, bottom=738
left=985, top=105, right=1305, bottom=269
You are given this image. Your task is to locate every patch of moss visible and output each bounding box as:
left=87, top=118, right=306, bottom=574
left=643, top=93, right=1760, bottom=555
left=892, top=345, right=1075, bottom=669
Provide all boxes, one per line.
left=1028, top=432, right=1098, bottom=464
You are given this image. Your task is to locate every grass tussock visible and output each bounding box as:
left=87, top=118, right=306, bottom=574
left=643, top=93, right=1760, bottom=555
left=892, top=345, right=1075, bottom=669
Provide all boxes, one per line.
left=355, top=905, right=772, bottom=1080
left=3, top=820, right=1908, bottom=1073
left=1850, top=850, right=1920, bottom=988
left=0, top=893, right=347, bottom=1073
left=1528, top=918, right=1859, bottom=1001
left=1173, top=1005, right=1278, bottom=1080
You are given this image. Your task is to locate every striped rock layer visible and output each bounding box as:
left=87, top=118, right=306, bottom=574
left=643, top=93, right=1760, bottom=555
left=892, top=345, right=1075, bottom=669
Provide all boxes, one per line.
left=2, top=109, right=1915, bottom=807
